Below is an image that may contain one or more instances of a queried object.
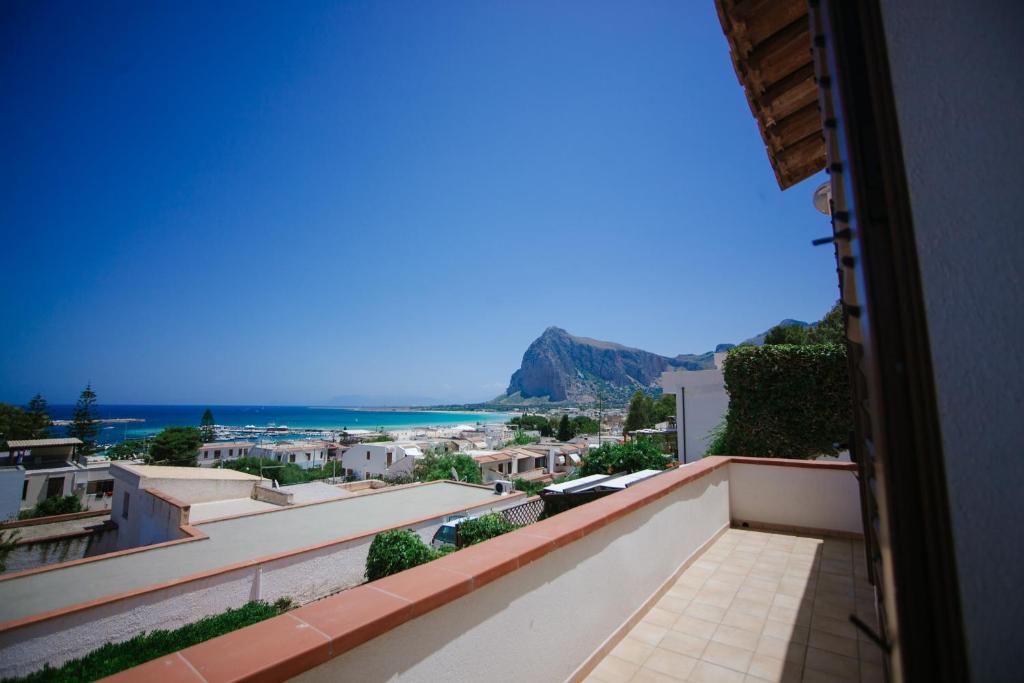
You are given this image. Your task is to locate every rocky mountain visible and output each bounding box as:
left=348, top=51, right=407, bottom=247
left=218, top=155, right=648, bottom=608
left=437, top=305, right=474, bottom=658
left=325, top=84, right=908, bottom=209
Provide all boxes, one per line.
left=502, top=322, right=805, bottom=405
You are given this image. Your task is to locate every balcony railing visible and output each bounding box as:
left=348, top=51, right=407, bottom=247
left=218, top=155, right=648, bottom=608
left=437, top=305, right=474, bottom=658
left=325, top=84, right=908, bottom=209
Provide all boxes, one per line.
left=99, top=456, right=866, bottom=682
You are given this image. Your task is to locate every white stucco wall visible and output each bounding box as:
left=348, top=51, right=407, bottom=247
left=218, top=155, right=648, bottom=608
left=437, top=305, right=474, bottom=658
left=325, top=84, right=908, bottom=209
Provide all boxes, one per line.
left=660, top=369, right=729, bottom=462
left=295, top=467, right=732, bottom=683
left=0, top=468, right=24, bottom=521
left=879, top=2, right=1024, bottom=679
left=0, top=497, right=510, bottom=678
left=728, top=462, right=862, bottom=536
left=341, top=444, right=392, bottom=479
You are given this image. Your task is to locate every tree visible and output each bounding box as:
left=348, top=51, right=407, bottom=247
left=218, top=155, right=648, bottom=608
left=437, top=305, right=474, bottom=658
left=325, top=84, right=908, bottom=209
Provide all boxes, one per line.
left=68, top=384, right=101, bottom=455
left=105, top=440, right=146, bottom=461
left=414, top=450, right=482, bottom=484
left=200, top=409, right=215, bottom=443
left=0, top=404, right=31, bottom=450
left=570, top=416, right=600, bottom=436
left=652, top=394, right=676, bottom=425
left=26, top=394, right=51, bottom=439
left=807, top=300, right=846, bottom=345
left=148, top=426, right=202, bottom=467
left=624, top=390, right=655, bottom=432
left=556, top=414, right=573, bottom=441
left=580, top=438, right=670, bottom=476
left=764, top=323, right=810, bottom=346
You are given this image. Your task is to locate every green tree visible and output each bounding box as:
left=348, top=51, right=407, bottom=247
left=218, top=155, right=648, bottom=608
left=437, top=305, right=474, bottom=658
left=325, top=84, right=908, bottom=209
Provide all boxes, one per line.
left=365, top=529, right=436, bottom=581
left=414, top=450, right=482, bottom=484
left=624, top=390, right=655, bottom=432
left=26, top=394, right=52, bottom=439
left=570, top=416, right=600, bottom=436
left=579, top=438, right=670, bottom=476
left=148, top=427, right=202, bottom=467
left=0, top=404, right=32, bottom=450
left=808, top=300, right=846, bottom=344
left=68, top=384, right=101, bottom=455
left=105, top=440, right=146, bottom=461
left=652, top=394, right=676, bottom=425
left=556, top=414, right=573, bottom=441
left=200, top=409, right=215, bottom=443
left=764, top=323, right=810, bottom=345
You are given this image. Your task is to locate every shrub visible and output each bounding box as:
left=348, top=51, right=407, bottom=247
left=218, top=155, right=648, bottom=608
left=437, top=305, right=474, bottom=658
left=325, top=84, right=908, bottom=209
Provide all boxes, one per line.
left=413, top=451, right=482, bottom=484
left=6, top=600, right=289, bottom=682
left=365, top=529, right=435, bottom=581
left=579, top=438, right=670, bottom=476
left=457, top=513, right=517, bottom=547
left=0, top=529, right=20, bottom=572
left=719, top=343, right=851, bottom=458
left=512, top=478, right=546, bottom=496
left=19, top=494, right=84, bottom=520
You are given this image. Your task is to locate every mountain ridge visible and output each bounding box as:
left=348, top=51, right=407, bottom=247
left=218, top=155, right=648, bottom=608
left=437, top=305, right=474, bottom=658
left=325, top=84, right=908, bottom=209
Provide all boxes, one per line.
left=501, top=320, right=805, bottom=405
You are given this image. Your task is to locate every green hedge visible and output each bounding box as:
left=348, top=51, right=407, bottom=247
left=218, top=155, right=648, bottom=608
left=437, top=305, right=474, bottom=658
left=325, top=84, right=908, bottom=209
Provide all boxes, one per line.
left=456, top=513, right=517, bottom=547
left=718, top=343, right=851, bottom=458
left=364, top=529, right=436, bottom=581
left=3, top=599, right=291, bottom=683
left=579, top=438, right=670, bottom=476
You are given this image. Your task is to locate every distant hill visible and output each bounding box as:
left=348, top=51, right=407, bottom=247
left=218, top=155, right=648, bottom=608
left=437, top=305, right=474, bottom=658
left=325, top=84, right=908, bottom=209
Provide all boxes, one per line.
left=500, top=321, right=806, bottom=405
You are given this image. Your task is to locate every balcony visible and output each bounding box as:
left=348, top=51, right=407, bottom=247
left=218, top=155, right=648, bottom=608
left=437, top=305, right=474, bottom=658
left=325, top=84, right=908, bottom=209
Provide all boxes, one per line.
left=106, top=456, right=873, bottom=682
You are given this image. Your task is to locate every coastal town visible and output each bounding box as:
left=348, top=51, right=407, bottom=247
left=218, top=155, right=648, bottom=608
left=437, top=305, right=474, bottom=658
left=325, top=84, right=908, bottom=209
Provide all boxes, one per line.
left=1, top=0, right=1017, bottom=682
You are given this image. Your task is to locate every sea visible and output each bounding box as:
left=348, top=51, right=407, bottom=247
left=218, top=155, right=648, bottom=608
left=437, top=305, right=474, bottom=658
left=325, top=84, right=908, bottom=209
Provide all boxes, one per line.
left=44, top=405, right=510, bottom=445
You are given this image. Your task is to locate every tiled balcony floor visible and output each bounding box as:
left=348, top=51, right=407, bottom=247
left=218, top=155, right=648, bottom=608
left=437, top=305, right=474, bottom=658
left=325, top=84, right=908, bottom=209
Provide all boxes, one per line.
left=585, top=529, right=883, bottom=683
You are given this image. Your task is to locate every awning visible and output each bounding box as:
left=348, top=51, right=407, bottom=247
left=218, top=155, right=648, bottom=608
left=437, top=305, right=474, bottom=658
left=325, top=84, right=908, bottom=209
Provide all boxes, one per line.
left=716, top=0, right=825, bottom=189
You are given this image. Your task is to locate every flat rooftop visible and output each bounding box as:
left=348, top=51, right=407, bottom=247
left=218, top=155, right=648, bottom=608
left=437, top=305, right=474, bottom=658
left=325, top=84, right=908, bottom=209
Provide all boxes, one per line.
left=117, top=463, right=262, bottom=481
left=0, top=482, right=497, bottom=624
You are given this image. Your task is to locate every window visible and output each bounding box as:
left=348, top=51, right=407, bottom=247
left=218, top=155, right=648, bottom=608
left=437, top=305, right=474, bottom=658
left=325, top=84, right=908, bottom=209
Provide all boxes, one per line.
left=386, top=453, right=393, bottom=467
left=46, top=477, right=64, bottom=498
left=214, top=450, right=221, bottom=459
left=122, top=492, right=130, bottom=519
left=289, top=453, right=296, bottom=463
left=21, top=480, right=27, bottom=500
left=305, top=452, right=311, bottom=461
left=229, top=449, right=234, bottom=457
left=204, top=452, right=209, bottom=459
left=366, top=451, right=371, bottom=461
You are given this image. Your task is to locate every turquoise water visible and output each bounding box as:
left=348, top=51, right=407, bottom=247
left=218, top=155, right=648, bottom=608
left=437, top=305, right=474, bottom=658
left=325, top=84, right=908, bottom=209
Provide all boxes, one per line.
left=46, top=405, right=510, bottom=443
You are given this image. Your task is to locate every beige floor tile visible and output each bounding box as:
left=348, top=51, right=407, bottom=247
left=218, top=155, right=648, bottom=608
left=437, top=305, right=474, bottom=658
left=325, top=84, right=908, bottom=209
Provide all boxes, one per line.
left=712, top=624, right=761, bottom=651
left=736, top=586, right=775, bottom=605
left=667, top=584, right=698, bottom=602
left=808, top=630, right=858, bottom=659
left=644, top=606, right=682, bottom=628
left=768, top=604, right=811, bottom=626
left=762, top=619, right=809, bottom=644
left=687, top=601, right=728, bottom=623
left=721, top=608, right=767, bottom=634
left=702, top=640, right=755, bottom=673
left=859, top=661, right=884, bottom=683
left=631, top=621, right=670, bottom=647
left=689, top=659, right=748, bottom=683
left=743, top=576, right=780, bottom=593
left=772, top=593, right=810, bottom=610
left=804, top=646, right=859, bottom=681
left=746, top=652, right=801, bottom=682
left=657, top=595, right=690, bottom=615
left=659, top=630, right=710, bottom=659
left=755, top=635, right=805, bottom=665
left=642, top=649, right=699, bottom=680
left=810, top=614, right=857, bottom=640
left=730, top=598, right=772, bottom=619
left=611, top=637, right=656, bottom=666
left=673, top=614, right=720, bottom=640
left=630, top=666, right=687, bottom=683
left=591, top=655, right=641, bottom=683
left=679, top=573, right=710, bottom=589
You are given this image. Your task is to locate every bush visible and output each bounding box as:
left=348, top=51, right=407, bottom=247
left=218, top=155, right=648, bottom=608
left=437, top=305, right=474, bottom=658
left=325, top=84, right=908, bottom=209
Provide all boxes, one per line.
left=19, top=494, right=84, bottom=520
left=6, top=600, right=290, bottom=682
left=512, top=478, right=546, bottom=496
left=456, top=513, right=517, bottom=547
left=413, top=451, right=482, bottom=484
left=579, top=438, right=670, bottom=476
left=365, top=529, right=435, bottom=581
left=719, top=343, right=851, bottom=458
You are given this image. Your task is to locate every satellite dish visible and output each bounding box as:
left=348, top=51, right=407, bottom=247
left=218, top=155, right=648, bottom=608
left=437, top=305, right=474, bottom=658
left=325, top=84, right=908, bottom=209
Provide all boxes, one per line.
left=813, top=181, right=832, bottom=216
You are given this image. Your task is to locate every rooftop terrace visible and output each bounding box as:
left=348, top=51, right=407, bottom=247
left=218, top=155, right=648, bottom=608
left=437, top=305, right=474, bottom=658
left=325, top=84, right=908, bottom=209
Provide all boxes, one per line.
left=96, top=456, right=869, bottom=683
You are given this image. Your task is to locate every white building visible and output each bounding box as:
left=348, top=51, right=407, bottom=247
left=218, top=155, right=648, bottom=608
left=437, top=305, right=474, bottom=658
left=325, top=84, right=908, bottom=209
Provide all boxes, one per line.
left=197, top=441, right=254, bottom=467
left=340, top=442, right=425, bottom=480
left=248, top=440, right=329, bottom=470
left=659, top=351, right=729, bottom=463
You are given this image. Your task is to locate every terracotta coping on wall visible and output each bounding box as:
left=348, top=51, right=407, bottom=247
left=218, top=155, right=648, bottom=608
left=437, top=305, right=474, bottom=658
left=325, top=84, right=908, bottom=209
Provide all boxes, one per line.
left=0, top=486, right=523, bottom=634
left=104, top=457, right=848, bottom=682
left=106, top=456, right=754, bottom=682
left=0, top=509, right=109, bottom=529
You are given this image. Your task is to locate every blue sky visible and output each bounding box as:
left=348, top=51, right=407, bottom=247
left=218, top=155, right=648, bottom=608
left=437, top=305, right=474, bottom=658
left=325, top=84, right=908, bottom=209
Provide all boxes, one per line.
left=0, top=1, right=833, bottom=406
